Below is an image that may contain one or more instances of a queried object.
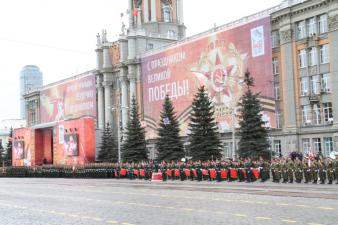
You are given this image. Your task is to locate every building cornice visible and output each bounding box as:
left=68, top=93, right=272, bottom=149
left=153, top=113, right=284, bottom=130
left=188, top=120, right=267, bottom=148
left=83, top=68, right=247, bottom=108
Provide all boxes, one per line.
left=272, top=0, right=334, bottom=24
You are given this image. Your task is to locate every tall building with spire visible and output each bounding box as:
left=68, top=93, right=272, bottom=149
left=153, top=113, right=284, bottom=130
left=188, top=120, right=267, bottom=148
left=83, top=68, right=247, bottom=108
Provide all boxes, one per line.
left=95, top=0, right=185, bottom=130
left=19, top=65, right=43, bottom=119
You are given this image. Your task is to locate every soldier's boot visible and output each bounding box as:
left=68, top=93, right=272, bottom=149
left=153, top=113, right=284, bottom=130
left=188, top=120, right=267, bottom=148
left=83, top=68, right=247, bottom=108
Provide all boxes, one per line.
left=289, top=178, right=293, bottom=183
left=313, top=179, right=317, bottom=184
left=328, top=180, right=332, bottom=184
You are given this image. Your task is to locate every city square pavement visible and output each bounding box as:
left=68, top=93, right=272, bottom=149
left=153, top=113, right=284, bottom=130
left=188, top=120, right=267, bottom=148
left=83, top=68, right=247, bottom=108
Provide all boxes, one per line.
left=0, top=178, right=337, bottom=225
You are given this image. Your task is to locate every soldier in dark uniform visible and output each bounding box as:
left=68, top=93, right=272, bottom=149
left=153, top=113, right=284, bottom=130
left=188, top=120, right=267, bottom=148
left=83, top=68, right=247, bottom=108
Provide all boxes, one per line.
left=179, top=161, right=187, bottom=181
left=161, top=161, right=168, bottom=181
left=237, top=159, right=246, bottom=182
left=245, top=158, right=253, bottom=183
left=195, top=161, right=202, bottom=182
left=215, top=160, right=222, bottom=182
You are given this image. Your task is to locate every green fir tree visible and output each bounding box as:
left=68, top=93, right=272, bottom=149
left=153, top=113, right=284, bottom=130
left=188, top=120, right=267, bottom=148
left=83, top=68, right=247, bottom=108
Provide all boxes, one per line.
left=188, top=86, right=222, bottom=161
left=98, top=123, right=118, bottom=162
left=237, top=71, right=270, bottom=159
left=0, top=144, right=4, bottom=166
left=122, top=96, right=148, bottom=162
left=5, top=128, right=13, bottom=166
left=156, top=95, right=184, bottom=161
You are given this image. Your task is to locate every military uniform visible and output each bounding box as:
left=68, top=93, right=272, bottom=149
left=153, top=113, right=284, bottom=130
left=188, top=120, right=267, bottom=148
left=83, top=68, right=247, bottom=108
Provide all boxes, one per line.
left=281, top=159, right=288, bottom=183
left=287, top=159, right=294, bottom=183
left=327, top=159, right=334, bottom=184
left=303, top=160, right=312, bottom=183
left=311, top=160, right=319, bottom=184
left=294, top=159, right=303, bottom=183
left=318, top=159, right=326, bottom=184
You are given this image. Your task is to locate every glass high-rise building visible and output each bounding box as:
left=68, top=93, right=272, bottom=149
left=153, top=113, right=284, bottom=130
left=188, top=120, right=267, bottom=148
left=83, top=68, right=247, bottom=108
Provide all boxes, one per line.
left=20, top=65, right=43, bottom=119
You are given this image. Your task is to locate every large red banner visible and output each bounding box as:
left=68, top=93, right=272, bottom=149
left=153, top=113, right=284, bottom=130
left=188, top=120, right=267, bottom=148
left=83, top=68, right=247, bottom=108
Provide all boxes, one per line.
left=40, top=73, right=96, bottom=123
left=142, top=17, right=275, bottom=139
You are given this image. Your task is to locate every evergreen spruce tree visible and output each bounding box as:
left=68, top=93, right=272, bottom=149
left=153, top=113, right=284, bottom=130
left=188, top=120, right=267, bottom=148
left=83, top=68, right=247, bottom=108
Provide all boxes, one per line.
left=0, top=144, right=4, bottom=166
left=122, top=96, right=148, bottom=162
left=98, top=123, right=118, bottom=162
left=188, top=86, right=222, bottom=161
left=5, top=128, right=13, bottom=166
left=156, top=95, right=184, bottom=161
left=237, top=71, right=270, bottom=159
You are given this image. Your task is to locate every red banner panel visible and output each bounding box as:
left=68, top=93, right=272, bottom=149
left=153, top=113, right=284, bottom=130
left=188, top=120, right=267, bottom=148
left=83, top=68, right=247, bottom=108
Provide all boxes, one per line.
left=40, top=73, right=96, bottom=123
left=142, top=17, right=274, bottom=139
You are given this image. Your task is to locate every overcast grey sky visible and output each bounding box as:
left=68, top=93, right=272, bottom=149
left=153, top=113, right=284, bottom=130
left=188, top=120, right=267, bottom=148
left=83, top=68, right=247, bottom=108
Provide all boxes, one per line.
left=0, top=0, right=282, bottom=120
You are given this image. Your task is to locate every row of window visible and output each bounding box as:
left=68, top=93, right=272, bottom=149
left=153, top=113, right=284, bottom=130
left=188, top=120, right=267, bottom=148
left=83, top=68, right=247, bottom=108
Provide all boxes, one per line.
left=300, top=73, right=331, bottom=96
left=223, top=137, right=334, bottom=158
left=301, top=102, right=333, bottom=126
left=296, top=14, right=328, bottom=40
left=272, top=44, right=329, bottom=75
left=298, top=44, right=329, bottom=68
left=302, top=137, right=334, bottom=157
left=271, top=14, right=328, bottom=48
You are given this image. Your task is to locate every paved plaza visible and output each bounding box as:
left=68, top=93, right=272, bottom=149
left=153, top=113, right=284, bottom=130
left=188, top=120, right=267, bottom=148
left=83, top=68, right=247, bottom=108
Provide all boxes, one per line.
left=0, top=178, right=337, bottom=225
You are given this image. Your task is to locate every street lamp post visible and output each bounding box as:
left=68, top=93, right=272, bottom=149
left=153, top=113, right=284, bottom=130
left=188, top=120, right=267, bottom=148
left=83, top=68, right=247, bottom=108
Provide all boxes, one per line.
left=231, top=107, right=236, bottom=159
left=111, top=104, right=128, bottom=163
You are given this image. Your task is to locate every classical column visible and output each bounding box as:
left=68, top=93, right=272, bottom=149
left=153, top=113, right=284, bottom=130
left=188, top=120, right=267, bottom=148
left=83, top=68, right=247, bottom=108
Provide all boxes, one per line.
left=177, top=0, right=184, bottom=24
left=129, top=77, right=137, bottom=103
left=120, top=75, right=129, bottom=130
left=151, top=0, right=157, bottom=22
left=96, top=75, right=105, bottom=129
left=144, top=0, right=149, bottom=23
left=103, top=80, right=112, bottom=126
left=279, top=28, right=297, bottom=129
left=128, top=0, right=133, bottom=26
left=137, top=8, right=142, bottom=28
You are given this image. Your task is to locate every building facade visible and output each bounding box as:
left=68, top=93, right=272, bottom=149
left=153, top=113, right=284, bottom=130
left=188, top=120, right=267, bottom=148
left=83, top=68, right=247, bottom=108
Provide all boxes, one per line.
left=21, top=0, right=338, bottom=165
left=20, top=65, right=43, bottom=119
left=271, top=0, right=338, bottom=157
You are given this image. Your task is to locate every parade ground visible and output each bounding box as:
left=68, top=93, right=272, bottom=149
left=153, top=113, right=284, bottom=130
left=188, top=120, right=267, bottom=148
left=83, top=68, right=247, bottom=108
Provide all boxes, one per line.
left=0, top=179, right=337, bottom=225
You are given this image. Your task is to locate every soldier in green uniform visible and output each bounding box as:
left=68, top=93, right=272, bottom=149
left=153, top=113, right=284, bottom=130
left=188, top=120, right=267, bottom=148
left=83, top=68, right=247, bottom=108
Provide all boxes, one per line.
left=327, top=158, right=335, bottom=184
left=311, top=158, right=319, bottom=184
left=287, top=158, right=294, bottom=183
left=294, top=157, right=303, bottom=183
left=274, top=158, right=282, bottom=183
left=257, top=157, right=268, bottom=182
left=270, top=159, right=276, bottom=182
left=318, top=158, right=326, bottom=184
left=281, top=158, right=288, bottom=183
left=303, top=158, right=311, bottom=183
